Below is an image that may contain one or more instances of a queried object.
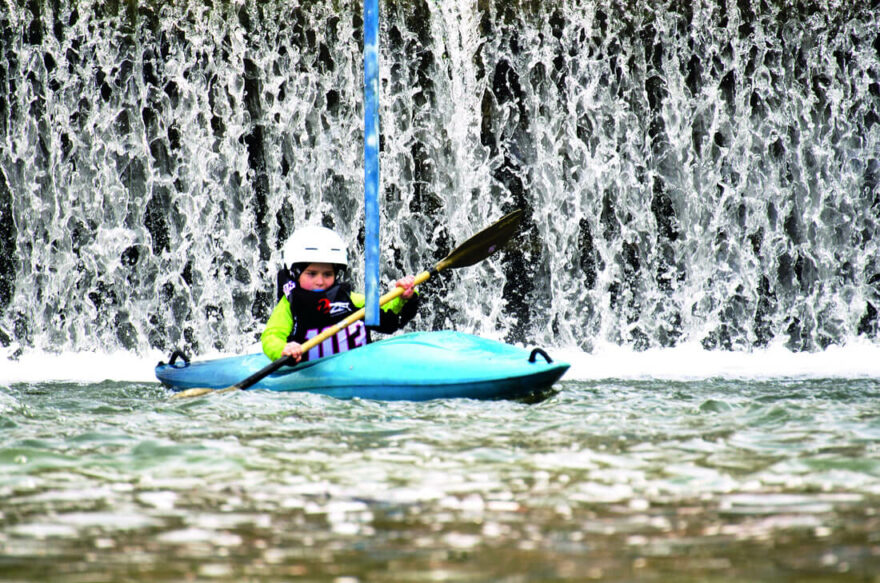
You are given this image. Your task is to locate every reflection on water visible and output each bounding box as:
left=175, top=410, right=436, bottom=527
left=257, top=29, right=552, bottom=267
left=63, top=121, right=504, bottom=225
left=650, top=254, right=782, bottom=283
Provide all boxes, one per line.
left=1, top=379, right=879, bottom=581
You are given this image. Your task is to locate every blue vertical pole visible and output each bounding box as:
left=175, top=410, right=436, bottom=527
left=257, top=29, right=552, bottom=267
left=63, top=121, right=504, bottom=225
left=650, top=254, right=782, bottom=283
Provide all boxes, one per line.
left=364, top=0, right=380, bottom=326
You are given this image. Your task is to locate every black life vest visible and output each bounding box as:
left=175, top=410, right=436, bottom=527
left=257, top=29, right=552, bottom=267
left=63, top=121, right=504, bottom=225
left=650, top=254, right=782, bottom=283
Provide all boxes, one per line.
left=283, top=280, right=368, bottom=362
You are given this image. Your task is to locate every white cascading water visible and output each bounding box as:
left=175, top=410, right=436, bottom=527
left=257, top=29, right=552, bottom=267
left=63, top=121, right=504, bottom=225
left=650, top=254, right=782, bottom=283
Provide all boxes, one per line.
left=1, top=0, right=879, bottom=362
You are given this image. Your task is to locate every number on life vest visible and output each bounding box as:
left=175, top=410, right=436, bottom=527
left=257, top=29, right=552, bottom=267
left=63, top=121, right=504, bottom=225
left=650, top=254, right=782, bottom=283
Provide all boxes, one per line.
left=304, top=321, right=368, bottom=360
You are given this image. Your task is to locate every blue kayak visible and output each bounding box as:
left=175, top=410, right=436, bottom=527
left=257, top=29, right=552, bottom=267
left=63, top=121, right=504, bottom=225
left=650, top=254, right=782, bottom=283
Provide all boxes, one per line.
left=155, top=330, right=569, bottom=401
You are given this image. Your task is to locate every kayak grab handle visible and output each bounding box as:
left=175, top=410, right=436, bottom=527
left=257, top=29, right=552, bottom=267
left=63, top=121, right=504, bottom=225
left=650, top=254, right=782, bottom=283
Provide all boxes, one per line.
left=528, top=348, right=553, bottom=364
left=159, top=349, right=190, bottom=368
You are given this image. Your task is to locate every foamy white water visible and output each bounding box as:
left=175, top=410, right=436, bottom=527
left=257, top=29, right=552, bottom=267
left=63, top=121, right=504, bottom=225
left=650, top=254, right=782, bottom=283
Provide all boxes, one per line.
left=558, top=339, right=880, bottom=381
left=2, top=2, right=878, bottom=360
left=1, top=349, right=169, bottom=384
left=4, top=341, right=880, bottom=385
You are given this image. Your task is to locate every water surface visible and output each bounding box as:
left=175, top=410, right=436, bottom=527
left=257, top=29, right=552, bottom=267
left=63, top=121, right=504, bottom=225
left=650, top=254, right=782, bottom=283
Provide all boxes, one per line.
left=2, top=378, right=879, bottom=581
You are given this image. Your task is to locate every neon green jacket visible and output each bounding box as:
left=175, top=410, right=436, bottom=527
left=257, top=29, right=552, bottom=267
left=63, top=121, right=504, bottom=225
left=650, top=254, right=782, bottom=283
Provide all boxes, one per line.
left=261, top=290, right=418, bottom=361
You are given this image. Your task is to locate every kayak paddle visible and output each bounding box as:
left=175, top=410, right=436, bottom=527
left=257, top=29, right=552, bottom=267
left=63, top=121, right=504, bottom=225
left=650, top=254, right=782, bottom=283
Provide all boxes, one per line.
left=169, top=208, right=524, bottom=399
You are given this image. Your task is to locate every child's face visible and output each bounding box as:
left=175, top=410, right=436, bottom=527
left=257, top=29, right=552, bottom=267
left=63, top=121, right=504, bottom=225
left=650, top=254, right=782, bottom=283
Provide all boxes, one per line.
left=298, top=263, right=336, bottom=291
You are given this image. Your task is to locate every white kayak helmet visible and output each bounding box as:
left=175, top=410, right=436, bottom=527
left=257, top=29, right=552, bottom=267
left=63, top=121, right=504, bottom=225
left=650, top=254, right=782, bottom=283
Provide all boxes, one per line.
left=282, top=225, right=348, bottom=270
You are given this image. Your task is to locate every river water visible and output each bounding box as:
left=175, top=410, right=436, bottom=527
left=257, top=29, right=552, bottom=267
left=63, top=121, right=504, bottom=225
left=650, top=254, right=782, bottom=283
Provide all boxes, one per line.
left=3, top=351, right=880, bottom=582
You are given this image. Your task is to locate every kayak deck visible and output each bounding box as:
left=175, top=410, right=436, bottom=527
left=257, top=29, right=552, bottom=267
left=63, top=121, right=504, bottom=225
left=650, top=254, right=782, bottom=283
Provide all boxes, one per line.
left=156, top=331, right=569, bottom=401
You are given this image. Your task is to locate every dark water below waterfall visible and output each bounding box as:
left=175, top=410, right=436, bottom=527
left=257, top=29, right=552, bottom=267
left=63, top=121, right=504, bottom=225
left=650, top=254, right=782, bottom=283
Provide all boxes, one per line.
left=2, top=378, right=880, bottom=582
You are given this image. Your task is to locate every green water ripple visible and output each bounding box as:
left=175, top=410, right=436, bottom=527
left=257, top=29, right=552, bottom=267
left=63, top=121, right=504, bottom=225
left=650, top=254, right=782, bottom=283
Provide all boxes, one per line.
left=1, top=379, right=879, bottom=581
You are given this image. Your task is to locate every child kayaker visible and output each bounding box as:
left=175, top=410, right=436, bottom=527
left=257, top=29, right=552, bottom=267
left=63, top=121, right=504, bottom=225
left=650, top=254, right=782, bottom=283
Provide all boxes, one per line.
left=261, top=225, right=419, bottom=363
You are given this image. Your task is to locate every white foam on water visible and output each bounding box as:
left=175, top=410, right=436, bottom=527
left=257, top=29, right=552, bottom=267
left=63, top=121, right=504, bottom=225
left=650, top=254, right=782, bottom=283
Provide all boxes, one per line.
left=556, top=338, right=880, bottom=381
left=1, top=349, right=170, bottom=384
left=3, top=340, right=879, bottom=385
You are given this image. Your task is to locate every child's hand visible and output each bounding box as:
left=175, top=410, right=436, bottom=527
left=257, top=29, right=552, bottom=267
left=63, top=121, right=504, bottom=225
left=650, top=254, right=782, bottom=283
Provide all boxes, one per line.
left=282, top=341, right=304, bottom=362
left=395, top=275, right=416, bottom=299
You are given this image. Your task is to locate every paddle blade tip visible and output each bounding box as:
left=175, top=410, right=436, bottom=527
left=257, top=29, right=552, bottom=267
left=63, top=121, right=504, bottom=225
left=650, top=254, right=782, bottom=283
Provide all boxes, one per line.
left=169, top=387, right=215, bottom=399
left=437, top=208, right=525, bottom=270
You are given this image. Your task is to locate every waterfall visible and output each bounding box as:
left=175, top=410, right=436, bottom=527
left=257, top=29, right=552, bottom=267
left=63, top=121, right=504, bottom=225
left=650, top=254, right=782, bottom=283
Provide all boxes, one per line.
left=1, top=0, right=879, bottom=359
